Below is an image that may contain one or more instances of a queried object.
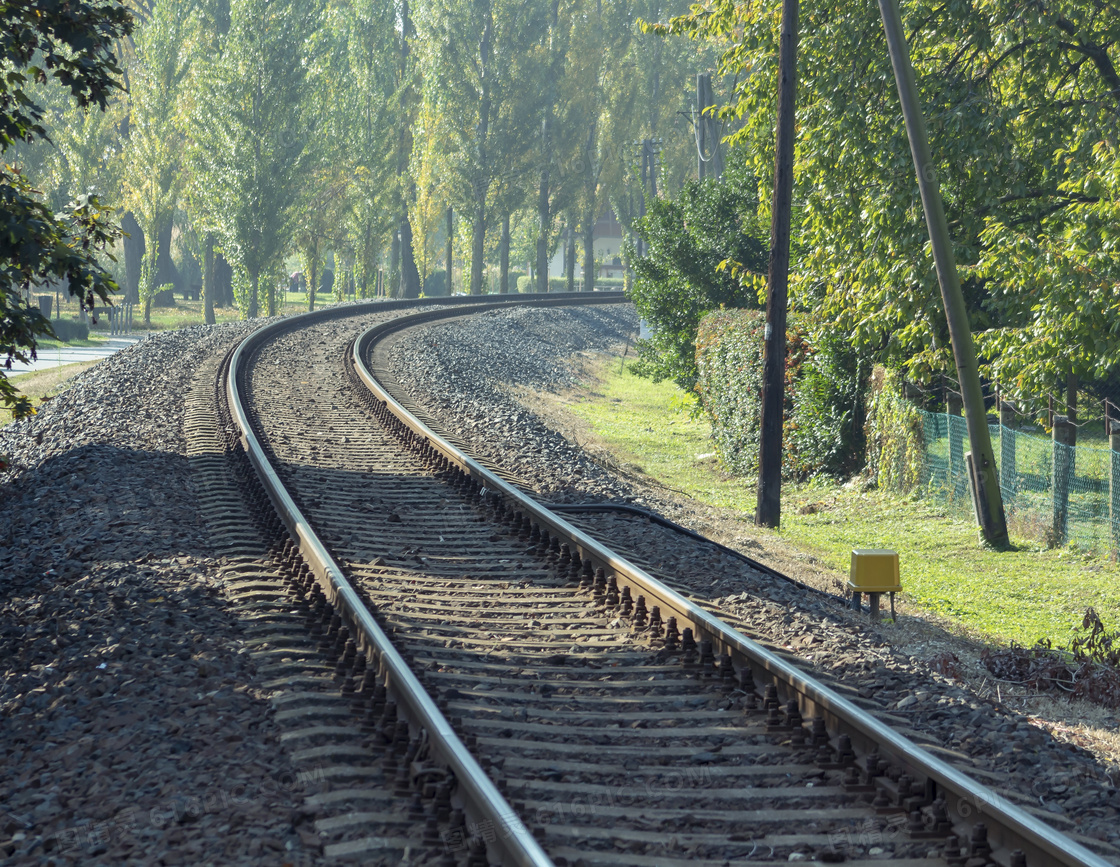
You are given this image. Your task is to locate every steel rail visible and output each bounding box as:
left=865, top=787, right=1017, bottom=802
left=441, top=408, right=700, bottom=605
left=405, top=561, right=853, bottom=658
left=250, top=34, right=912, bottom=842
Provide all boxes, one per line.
left=354, top=304, right=1113, bottom=867
left=226, top=295, right=614, bottom=867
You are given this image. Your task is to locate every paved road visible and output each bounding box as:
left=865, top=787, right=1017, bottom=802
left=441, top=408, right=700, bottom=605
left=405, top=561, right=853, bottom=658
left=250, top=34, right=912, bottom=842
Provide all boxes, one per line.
left=10, top=336, right=144, bottom=374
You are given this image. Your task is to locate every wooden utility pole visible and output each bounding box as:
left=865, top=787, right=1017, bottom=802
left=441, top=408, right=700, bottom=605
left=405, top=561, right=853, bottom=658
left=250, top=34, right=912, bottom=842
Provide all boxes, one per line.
left=696, top=73, right=723, bottom=182
left=755, top=0, right=798, bottom=529
left=876, top=0, right=1009, bottom=547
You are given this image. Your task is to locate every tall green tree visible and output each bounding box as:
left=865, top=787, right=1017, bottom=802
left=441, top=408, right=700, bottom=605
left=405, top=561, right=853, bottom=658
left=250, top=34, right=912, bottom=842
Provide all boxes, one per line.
left=0, top=0, right=133, bottom=418
left=418, top=0, right=550, bottom=295
left=191, top=0, right=320, bottom=317
left=122, top=0, right=196, bottom=324
left=654, top=0, right=1120, bottom=404
left=330, top=0, right=403, bottom=300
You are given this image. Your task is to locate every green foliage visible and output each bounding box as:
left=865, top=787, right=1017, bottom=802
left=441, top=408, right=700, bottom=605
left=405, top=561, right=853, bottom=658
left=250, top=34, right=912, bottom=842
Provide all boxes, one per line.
left=190, top=0, right=321, bottom=318
left=626, top=168, right=767, bottom=391
left=651, top=0, right=1120, bottom=404
left=694, top=309, right=766, bottom=475
left=516, top=275, right=532, bottom=293
left=696, top=308, right=868, bottom=480
left=788, top=327, right=867, bottom=480
left=0, top=1, right=132, bottom=417
left=866, top=367, right=926, bottom=493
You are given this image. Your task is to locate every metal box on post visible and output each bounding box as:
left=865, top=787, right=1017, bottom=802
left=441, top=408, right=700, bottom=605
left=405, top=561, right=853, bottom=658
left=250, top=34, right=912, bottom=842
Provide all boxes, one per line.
left=848, top=549, right=901, bottom=620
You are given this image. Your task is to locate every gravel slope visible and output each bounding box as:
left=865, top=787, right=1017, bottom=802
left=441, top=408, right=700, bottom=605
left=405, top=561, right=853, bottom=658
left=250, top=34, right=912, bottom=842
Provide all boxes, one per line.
left=0, top=324, right=322, bottom=866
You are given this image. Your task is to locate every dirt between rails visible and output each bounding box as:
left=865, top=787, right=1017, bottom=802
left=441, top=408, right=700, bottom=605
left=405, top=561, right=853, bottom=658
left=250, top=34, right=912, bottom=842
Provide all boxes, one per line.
left=514, top=348, right=1120, bottom=772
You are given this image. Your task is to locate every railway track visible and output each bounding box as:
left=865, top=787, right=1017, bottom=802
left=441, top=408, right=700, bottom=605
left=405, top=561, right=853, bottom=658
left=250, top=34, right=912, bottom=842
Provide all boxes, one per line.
left=188, top=294, right=1116, bottom=866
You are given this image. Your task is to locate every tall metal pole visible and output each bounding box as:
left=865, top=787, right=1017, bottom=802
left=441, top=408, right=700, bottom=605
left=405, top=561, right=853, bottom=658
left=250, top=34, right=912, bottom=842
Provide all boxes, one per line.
left=876, top=0, right=1008, bottom=547
left=755, top=0, right=798, bottom=529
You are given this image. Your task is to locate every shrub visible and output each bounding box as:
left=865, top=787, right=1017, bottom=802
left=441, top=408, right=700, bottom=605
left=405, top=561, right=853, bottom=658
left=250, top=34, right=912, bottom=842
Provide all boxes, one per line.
left=695, top=309, right=767, bottom=475
left=695, top=308, right=867, bottom=480
left=424, top=269, right=447, bottom=297
left=787, top=326, right=867, bottom=479
left=516, top=275, right=532, bottom=293
left=865, top=366, right=925, bottom=491
left=626, top=164, right=768, bottom=392
left=50, top=319, right=89, bottom=342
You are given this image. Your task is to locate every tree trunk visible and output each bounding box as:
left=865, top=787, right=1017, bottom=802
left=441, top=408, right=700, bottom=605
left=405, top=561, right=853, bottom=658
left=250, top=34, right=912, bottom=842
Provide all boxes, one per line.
left=155, top=218, right=181, bottom=297
left=203, top=235, right=216, bottom=325
left=214, top=253, right=233, bottom=307
left=536, top=143, right=550, bottom=293
left=400, top=216, right=421, bottom=299
left=389, top=229, right=401, bottom=298
left=121, top=211, right=144, bottom=305
left=305, top=237, right=320, bottom=312
left=582, top=213, right=595, bottom=292
left=565, top=220, right=575, bottom=292
left=248, top=268, right=259, bottom=318
left=446, top=207, right=454, bottom=294
left=499, top=214, right=510, bottom=294
left=470, top=203, right=486, bottom=295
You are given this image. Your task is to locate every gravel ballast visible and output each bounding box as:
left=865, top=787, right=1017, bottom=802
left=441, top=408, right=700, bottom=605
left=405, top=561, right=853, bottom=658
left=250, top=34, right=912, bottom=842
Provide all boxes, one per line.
left=1, top=324, right=322, bottom=866
left=4, top=300, right=1120, bottom=863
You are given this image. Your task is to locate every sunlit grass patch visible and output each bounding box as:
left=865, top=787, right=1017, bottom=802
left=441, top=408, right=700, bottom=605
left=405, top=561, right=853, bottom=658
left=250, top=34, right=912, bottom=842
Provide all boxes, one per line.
left=1, top=361, right=99, bottom=426
left=566, top=356, right=1120, bottom=649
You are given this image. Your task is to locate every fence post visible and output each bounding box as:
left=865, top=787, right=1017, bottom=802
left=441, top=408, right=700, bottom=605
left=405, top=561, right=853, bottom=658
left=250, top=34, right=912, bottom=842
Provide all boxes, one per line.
left=999, top=401, right=1016, bottom=502
left=1052, top=415, right=1074, bottom=546
left=947, top=392, right=964, bottom=501
left=1111, top=422, right=1120, bottom=556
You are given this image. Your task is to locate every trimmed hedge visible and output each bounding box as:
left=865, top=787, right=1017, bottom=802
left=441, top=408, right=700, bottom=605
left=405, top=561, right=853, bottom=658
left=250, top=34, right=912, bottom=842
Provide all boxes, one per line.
left=865, top=366, right=925, bottom=492
left=50, top=319, right=90, bottom=342
left=423, top=269, right=448, bottom=297
left=695, top=309, right=866, bottom=480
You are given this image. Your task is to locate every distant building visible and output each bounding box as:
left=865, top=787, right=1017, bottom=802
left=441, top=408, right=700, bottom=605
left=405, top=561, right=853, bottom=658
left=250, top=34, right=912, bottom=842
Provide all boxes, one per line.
left=548, top=208, right=627, bottom=283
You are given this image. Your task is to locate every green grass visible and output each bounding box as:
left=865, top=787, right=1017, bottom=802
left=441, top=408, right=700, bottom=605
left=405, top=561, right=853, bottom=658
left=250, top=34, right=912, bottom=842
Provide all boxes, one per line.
left=0, top=361, right=100, bottom=426
left=567, top=358, right=1120, bottom=649
left=46, top=292, right=361, bottom=339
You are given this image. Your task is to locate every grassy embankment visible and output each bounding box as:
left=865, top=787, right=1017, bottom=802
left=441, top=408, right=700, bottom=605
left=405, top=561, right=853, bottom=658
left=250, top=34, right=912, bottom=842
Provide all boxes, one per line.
left=566, top=357, right=1120, bottom=650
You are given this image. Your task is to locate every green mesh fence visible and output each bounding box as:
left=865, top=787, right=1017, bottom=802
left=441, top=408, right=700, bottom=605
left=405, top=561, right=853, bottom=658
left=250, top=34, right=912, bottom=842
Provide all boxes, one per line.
left=914, top=409, right=1117, bottom=552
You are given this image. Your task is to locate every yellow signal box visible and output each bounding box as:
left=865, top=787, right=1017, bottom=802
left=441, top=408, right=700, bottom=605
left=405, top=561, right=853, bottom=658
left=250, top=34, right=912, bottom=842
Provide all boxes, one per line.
left=848, top=549, right=901, bottom=620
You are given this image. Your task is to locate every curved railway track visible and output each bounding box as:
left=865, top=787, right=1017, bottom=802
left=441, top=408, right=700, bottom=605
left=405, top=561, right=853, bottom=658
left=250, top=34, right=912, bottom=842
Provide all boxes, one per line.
left=188, top=295, right=1115, bottom=867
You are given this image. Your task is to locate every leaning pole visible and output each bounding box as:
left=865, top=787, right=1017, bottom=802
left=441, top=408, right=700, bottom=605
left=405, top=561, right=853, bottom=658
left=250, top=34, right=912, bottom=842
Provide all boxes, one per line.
left=875, top=0, right=1009, bottom=548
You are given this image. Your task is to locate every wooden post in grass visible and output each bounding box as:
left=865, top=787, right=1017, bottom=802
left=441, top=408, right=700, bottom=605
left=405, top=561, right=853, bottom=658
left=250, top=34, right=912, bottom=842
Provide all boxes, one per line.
left=755, top=0, right=798, bottom=529
left=1110, top=422, right=1120, bottom=555
left=947, top=392, right=964, bottom=501
left=1052, top=416, right=1074, bottom=546
left=999, top=400, right=1016, bottom=505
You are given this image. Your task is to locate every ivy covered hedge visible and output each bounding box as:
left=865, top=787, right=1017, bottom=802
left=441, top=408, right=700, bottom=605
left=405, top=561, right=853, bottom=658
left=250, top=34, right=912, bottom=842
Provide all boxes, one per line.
left=865, top=366, right=926, bottom=492
left=695, top=308, right=867, bottom=480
